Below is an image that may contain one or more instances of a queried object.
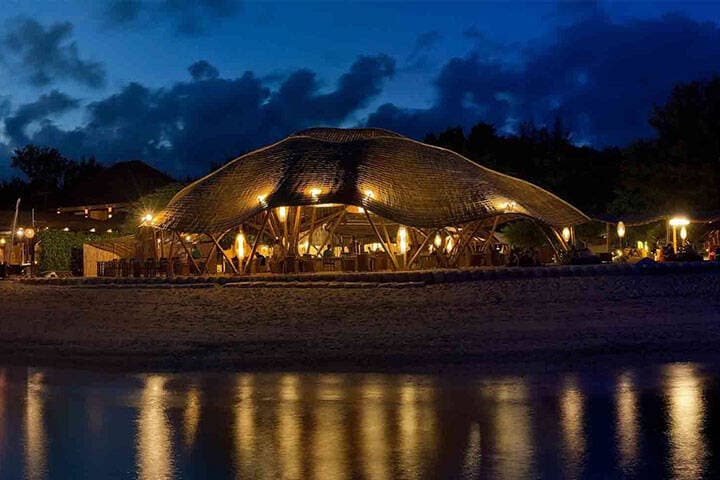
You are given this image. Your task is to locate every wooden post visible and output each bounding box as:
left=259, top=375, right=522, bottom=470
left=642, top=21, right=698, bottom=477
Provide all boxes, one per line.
left=244, top=211, right=270, bottom=273
left=209, top=233, right=239, bottom=274
left=364, top=209, right=399, bottom=270
left=316, top=210, right=345, bottom=256
left=175, top=232, right=201, bottom=274
left=480, top=216, right=501, bottom=253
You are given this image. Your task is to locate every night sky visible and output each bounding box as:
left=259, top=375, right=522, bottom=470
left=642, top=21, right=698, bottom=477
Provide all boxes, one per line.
left=1, top=0, right=719, bottom=178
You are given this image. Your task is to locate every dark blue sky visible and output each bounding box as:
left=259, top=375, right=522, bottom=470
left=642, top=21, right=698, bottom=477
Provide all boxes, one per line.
left=1, top=1, right=719, bottom=178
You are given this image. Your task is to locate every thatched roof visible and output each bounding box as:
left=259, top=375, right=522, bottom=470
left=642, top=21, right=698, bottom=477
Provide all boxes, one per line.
left=159, top=128, right=588, bottom=232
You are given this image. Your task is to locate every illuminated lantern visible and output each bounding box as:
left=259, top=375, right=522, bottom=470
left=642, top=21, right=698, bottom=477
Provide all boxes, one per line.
left=680, top=226, right=688, bottom=241
left=562, top=227, right=571, bottom=243
left=434, top=233, right=442, bottom=250
left=445, top=235, right=454, bottom=254
left=309, top=188, right=321, bottom=200
left=235, top=231, right=246, bottom=259
left=397, top=226, right=408, bottom=254
left=616, top=221, right=626, bottom=239
left=277, top=206, right=287, bottom=222
left=143, top=213, right=153, bottom=223
left=16, top=228, right=24, bottom=238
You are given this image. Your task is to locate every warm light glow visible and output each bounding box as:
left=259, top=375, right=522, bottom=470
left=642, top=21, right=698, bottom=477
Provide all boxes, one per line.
left=562, top=227, right=571, bottom=243
left=25, top=228, right=35, bottom=239
left=16, top=228, right=24, bottom=238
left=184, top=235, right=192, bottom=242
left=364, top=189, right=374, bottom=199
left=669, top=217, right=690, bottom=227
left=277, top=206, right=287, bottom=222
left=62, top=227, right=69, bottom=232
left=257, top=194, right=267, bottom=206
left=445, top=235, right=454, bottom=253
left=235, top=232, right=246, bottom=259
left=397, top=226, right=408, bottom=254
left=434, top=233, right=442, bottom=249
left=89, top=228, right=96, bottom=233
left=137, top=376, right=172, bottom=480
left=617, top=221, right=626, bottom=239
left=0, top=238, right=5, bottom=245
left=143, top=213, right=154, bottom=223
left=680, top=226, right=688, bottom=241
left=309, top=188, right=321, bottom=200
left=107, top=229, right=113, bottom=233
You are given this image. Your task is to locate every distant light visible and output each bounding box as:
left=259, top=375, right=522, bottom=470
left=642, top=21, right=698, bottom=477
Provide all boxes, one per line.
left=257, top=194, right=268, bottom=207
left=669, top=217, right=690, bottom=227
left=25, top=228, right=35, bottom=239
left=617, top=221, right=626, bottom=239
left=434, top=233, right=442, bottom=250
left=680, top=226, right=688, bottom=241
left=56, top=209, right=61, bottom=215
left=16, top=228, right=24, bottom=238
left=63, top=227, right=69, bottom=232
left=185, top=235, right=192, bottom=242
left=0, top=238, right=5, bottom=245
left=143, top=213, right=154, bottom=223
left=562, top=227, right=571, bottom=243
left=89, top=228, right=96, bottom=233
left=309, top=188, right=321, bottom=200
left=445, top=235, right=454, bottom=254
left=106, top=229, right=113, bottom=233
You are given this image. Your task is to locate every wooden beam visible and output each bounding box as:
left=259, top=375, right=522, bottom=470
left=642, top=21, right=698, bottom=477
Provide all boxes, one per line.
left=480, top=216, right=501, bottom=253
left=202, top=235, right=217, bottom=275
left=407, top=228, right=437, bottom=269
left=449, top=221, right=482, bottom=266
left=209, top=233, right=239, bottom=274
left=244, top=211, right=270, bottom=273
left=316, top=210, right=345, bottom=256
left=175, top=232, right=201, bottom=274
left=364, top=209, right=399, bottom=270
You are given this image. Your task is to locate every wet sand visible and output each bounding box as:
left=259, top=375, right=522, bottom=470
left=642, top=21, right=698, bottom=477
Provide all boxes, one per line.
left=2, top=272, right=720, bottom=371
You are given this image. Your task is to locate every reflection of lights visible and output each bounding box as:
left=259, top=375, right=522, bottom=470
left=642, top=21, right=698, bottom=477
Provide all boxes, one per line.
left=183, top=386, right=201, bottom=448
left=360, top=376, right=389, bottom=480
left=665, top=363, right=706, bottom=480
left=461, top=424, right=481, bottom=478
left=616, top=372, right=638, bottom=473
left=482, top=377, right=533, bottom=478
left=234, top=375, right=255, bottom=477
left=314, top=375, right=347, bottom=479
left=137, top=375, right=172, bottom=480
left=25, top=371, right=46, bottom=480
left=277, top=375, right=301, bottom=479
left=560, top=376, right=585, bottom=479
left=397, top=376, right=437, bottom=479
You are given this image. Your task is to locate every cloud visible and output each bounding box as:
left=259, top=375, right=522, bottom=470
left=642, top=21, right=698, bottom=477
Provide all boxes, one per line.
left=2, top=18, right=106, bottom=88
left=405, top=30, right=443, bottom=71
left=2, top=54, right=395, bottom=177
left=368, top=14, right=720, bottom=146
left=4, top=90, right=79, bottom=146
left=188, top=60, right=220, bottom=81
left=102, top=0, right=243, bottom=35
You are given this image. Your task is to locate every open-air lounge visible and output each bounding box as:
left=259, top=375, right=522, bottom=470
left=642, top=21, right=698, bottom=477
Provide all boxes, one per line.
left=92, top=127, right=589, bottom=277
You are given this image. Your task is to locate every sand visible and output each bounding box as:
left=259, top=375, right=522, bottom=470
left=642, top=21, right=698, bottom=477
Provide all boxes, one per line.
left=1, top=272, right=720, bottom=371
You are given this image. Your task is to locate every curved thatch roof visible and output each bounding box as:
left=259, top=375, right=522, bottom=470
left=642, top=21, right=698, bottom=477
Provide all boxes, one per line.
left=158, top=128, right=588, bottom=232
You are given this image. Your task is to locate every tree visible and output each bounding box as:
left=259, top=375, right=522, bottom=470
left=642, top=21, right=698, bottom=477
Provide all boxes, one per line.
left=10, top=145, right=69, bottom=191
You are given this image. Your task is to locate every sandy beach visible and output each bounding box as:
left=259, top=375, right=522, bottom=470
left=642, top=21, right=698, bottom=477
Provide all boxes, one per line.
left=2, top=271, right=720, bottom=371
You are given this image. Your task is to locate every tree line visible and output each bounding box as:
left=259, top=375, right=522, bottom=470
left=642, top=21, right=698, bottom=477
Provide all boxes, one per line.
left=2, top=76, right=719, bottom=220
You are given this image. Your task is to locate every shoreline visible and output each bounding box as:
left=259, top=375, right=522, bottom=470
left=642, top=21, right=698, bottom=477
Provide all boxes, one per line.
left=3, top=269, right=720, bottom=372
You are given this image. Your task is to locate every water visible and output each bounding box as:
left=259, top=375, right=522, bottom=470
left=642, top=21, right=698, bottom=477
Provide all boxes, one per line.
left=0, top=363, right=718, bottom=479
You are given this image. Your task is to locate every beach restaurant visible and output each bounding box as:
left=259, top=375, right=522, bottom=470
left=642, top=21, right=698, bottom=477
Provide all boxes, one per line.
left=91, top=127, right=588, bottom=276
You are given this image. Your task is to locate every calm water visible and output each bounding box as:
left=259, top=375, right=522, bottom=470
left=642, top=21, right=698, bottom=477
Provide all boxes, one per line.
left=0, top=363, right=719, bottom=479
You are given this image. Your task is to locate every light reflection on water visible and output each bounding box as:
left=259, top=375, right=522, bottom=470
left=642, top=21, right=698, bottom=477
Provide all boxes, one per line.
left=0, top=362, right=716, bottom=478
